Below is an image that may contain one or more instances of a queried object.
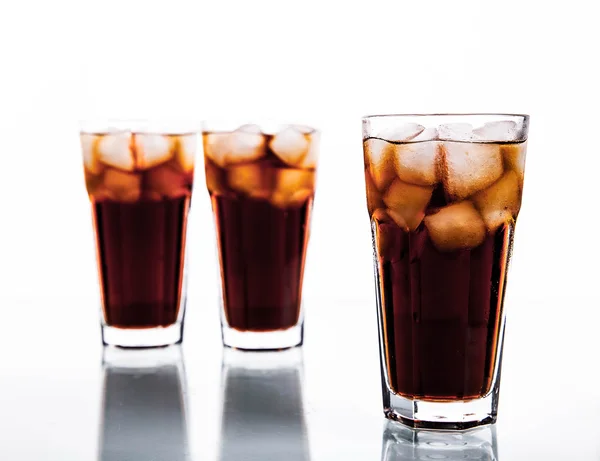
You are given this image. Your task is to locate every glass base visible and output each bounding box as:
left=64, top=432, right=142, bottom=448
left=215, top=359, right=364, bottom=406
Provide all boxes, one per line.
left=222, top=323, right=303, bottom=351
left=383, top=389, right=498, bottom=431
left=102, top=323, right=183, bottom=348
left=382, top=419, right=498, bottom=460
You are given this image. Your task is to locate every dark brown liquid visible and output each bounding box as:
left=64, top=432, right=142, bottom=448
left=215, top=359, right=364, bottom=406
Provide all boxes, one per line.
left=93, top=197, right=189, bottom=328
left=212, top=195, right=312, bottom=332
left=374, top=217, right=511, bottom=400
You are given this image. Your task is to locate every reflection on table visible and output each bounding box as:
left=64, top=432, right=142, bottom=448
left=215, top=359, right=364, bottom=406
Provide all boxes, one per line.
left=219, top=348, right=311, bottom=461
left=98, top=346, right=190, bottom=461
left=381, top=420, right=498, bottom=461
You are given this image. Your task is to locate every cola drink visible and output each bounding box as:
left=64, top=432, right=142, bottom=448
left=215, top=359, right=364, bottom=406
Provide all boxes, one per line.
left=80, top=128, right=196, bottom=347
left=203, top=124, right=318, bottom=350
left=363, top=115, right=528, bottom=429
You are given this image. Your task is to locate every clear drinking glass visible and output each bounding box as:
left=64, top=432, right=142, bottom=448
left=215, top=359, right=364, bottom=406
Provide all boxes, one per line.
left=80, top=121, right=198, bottom=347
left=203, top=122, right=319, bottom=350
left=99, top=347, right=190, bottom=460
left=381, top=421, right=498, bottom=460
left=219, top=348, right=310, bottom=461
left=362, top=114, right=529, bottom=429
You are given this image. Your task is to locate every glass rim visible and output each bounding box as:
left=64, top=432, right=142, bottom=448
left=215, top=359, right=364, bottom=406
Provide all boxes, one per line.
left=201, top=119, right=320, bottom=136
left=79, top=118, right=202, bottom=135
left=363, top=113, right=529, bottom=120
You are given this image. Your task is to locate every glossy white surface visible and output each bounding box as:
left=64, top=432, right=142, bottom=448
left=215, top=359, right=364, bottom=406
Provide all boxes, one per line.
left=0, top=292, right=598, bottom=460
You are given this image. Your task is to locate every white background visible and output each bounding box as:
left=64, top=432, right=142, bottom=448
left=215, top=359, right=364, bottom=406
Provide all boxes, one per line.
left=1, top=0, right=599, bottom=459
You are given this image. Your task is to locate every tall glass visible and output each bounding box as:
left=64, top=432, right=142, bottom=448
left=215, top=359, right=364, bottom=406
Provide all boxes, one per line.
left=362, top=114, right=529, bottom=429
left=80, top=121, right=197, bottom=347
left=203, top=122, right=319, bottom=350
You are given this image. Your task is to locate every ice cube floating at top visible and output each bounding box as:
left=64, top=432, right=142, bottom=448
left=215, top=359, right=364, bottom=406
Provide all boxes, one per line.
left=364, top=119, right=526, bottom=251
left=203, top=123, right=318, bottom=208
left=81, top=129, right=196, bottom=202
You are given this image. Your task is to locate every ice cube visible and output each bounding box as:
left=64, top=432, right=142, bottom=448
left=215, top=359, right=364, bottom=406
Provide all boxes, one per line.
left=424, top=201, right=486, bottom=251
left=297, top=131, right=319, bottom=169
left=84, top=169, right=104, bottom=196
left=134, top=134, right=174, bottom=170
left=473, top=121, right=518, bottom=142
left=271, top=169, right=315, bottom=208
left=270, top=126, right=310, bottom=167
left=438, top=123, right=474, bottom=141
left=203, top=132, right=230, bottom=167
left=376, top=123, right=425, bottom=142
left=294, top=125, right=316, bottom=134
left=473, top=171, right=521, bottom=231
left=146, top=164, right=190, bottom=198
left=386, top=208, right=409, bottom=231
left=228, top=163, right=273, bottom=199
left=365, top=169, right=385, bottom=215
left=383, top=179, right=433, bottom=231
left=364, top=138, right=396, bottom=190
left=227, top=124, right=267, bottom=164
left=502, top=141, right=526, bottom=187
left=394, top=140, right=440, bottom=186
left=440, top=142, right=503, bottom=200
left=271, top=189, right=313, bottom=208
left=103, top=168, right=141, bottom=202
left=175, top=133, right=197, bottom=173
left=97, top=132, right=135, bottom=171
left=205, top=160, right=226, bottom=196
left=372, top=208, right=393, bottom=224
left=80, top=134, right=103, bottom=175
left=411, top=126, right=438, bottom=142
left=274, top=169, right=314, bottom=193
